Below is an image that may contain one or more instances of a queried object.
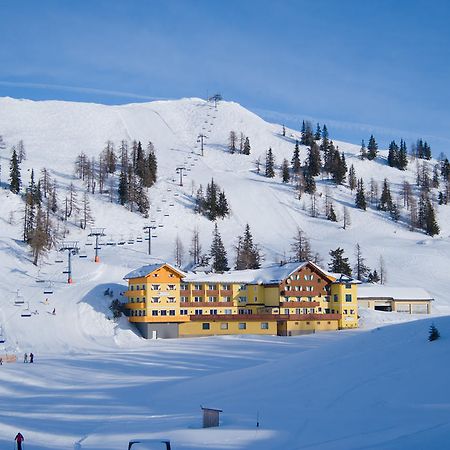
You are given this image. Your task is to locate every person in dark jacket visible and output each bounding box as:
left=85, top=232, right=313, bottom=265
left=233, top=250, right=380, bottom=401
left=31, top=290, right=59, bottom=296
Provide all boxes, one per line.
left=15, top=432, right=24, bottom=450
left=29, top=353, right=34, bottom=363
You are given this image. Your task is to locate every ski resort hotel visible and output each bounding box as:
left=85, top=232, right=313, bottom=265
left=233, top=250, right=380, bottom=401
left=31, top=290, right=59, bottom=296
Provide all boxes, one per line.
left=123, top=261, right=359, bottom=338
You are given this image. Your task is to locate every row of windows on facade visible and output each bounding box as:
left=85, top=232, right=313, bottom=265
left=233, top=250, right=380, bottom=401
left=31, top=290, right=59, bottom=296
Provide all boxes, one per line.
left=128, top=294, right=353, bottom=304
left=128, top=307, right=356, bottom=317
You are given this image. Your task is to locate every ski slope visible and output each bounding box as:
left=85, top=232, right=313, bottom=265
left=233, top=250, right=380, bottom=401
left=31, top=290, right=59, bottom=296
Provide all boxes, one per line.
left=0, top=96, right=448, bottom=449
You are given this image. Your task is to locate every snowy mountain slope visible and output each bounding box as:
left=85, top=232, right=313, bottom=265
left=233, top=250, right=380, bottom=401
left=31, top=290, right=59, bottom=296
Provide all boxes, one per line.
left=0, top=96, right=448, bottom=351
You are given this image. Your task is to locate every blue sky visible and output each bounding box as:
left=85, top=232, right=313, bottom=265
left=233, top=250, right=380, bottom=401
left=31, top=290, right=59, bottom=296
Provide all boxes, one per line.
left=1, top=0, right=450, bottom=156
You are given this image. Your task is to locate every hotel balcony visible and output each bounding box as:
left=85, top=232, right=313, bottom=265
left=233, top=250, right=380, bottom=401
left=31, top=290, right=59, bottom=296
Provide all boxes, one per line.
left=124, top=290, right=146, bottom=298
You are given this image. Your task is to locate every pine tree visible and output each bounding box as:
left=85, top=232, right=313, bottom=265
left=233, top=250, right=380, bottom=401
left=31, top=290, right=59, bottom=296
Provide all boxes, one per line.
left=307, top=142, right=321, bottom=176
left=354, top=243, right=370, bottom=281
left=291, top=140, right=301, bottom=175
left=367, top=135, right=378, bottom=160
left=314, top=123, right=321, bottom=140
left=428, top=324, right=440, bottom=341
left=217, top=191, right=229, bottom=218
left=118, top=169, right=128, bottom=205
left=331, top=151, right=347, bottom=184
left=9, top=148, right=21, bottom=194
left=355, top=178, right=367, bottom=210
left=327, top=204, right=337, bottom=222
left=30, top=206, right=49, bottom=266
left=195, top=185, right=205, bottom=215
left=367, top=270, right=380, bottom=283
left=281, top=159, right=290, bottom=183
left=360, top=139, right=367, bottom=160
left=210, top=223, right=229, bottom=272
left=235, top=224, right=262, bottom=270
left=348, top=164, right=357, bottom=192
left=282, top=125, right=286, bottom=137
left=387, top=140, right=399, bottom=168
left=425, top=198, right=440, bottom=236
left=328, top=247, right=352, bottom=276
left=398, top=139, right=408, bottom=170
left=379, top=178, right=393, bottom=211
left=265, top=148, right=275, bottom=178
left=243, top=137, right=251, bottom=155
left=304, top=168, right=316, bottom=194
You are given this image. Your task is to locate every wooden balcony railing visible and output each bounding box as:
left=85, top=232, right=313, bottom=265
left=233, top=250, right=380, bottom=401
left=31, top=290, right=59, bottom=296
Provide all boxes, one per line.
left=279, top=301, right=319, bottom=308
left=180, top=301, right=233, bottom=308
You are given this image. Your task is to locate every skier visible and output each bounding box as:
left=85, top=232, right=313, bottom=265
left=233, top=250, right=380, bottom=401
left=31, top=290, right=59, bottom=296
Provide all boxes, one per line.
left=15, top=432, right=24, bottom=450
left=44, top=298, right=49, bottom=305
left=52, top=308, right=56, bottom=315
left=29, top=353, right=34, bottom=363
left=23, top=353, right=28, bottom=363
left=0, top=357, right=2, bottom=365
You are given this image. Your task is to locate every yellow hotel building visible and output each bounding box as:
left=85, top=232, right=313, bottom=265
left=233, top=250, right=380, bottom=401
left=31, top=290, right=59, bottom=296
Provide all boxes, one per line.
left=123, top=261, right=359, bottom=338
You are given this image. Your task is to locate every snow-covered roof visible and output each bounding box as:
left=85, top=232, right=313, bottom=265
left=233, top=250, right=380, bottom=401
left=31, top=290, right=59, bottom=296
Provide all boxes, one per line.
left=124, top=263, right=185, bottom=280
left=183, top=261, right=341, bottom=285
left=358, top=285, right=433, bottom=301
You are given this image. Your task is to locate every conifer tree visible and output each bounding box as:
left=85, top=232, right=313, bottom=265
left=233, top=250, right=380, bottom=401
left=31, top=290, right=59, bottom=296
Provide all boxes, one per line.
left=348, top=164, right=357, bottom=191
left=118, top=169, right=128, bottom=205
left=291, top=140, right=301, bottom=175
left=314, top=123, right=321, bottom=140
left=355, top=178, right=367, bottom=210
left=304, top=168, right=316, bottom=194
left=217, top=191, right=229, bottom=217
left=281, top=159, right=290, bottom=183
left=9, top=148, right=21, bottom=194
left=367, top=135, right=378, bottom=160
left=387, top=140, right=399, bottom=168
left=228, top=131, right=237, bottom=154
left=265, top=148, right=275, bottom=178
left=235, top=224, right=262, bottom=270
left=307, top=142, right=321, bottom=176
left=243, top=137, right=251, bottom=155
left=379, top=178, right=393, bottom=211
left=282, top=125, right=286, bottom=137
left=367, top=270, right=380, bottom=283
left=328, top=247, right=352, bottom=276
left=398, top=139, right=408, bottom=170
left=429, top=324, right=440, bottom=341
left=425, top=198, right=440, bottom=236
left=210, top=223, right=229, bottom=272
left=327, top=204, right=337, bottom=222
left=360, top=139, right=367, bottom=160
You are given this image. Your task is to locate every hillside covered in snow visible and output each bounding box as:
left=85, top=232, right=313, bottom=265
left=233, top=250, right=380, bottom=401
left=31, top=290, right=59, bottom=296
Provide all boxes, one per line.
left=0, top=96, right=449, bottom=449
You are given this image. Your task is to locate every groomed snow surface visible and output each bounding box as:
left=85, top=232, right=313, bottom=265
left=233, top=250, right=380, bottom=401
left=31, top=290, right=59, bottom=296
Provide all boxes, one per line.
left=0, top=97, right=449, bottom=449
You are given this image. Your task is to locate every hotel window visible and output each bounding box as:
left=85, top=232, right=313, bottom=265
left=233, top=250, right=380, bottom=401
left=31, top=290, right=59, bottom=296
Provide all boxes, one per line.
left=305, top=286, right=313, bottom=292
left=344, top=309, right=348, bottom=314
left=180, top=309, right=188, bottom=315
left=308, top=297, right=313, bottom=302
left=202, top=323, right=210, bottom=330
left=169, top=310, right=176, bottom=316
left=194, top=309, right=203, bottom=315
left=180, top=283, right=188, bottom=290
left=151, top=297, right=160, bottom=303
left=208, top=284, right=217, bottom=290
left=160, top=310, right=167, bottom=316
left=261, top=322, right=269, bottom=330
left=181, top=296, right=188, bottom=302
left=238, top=296, right=247, bottom=303
left=222, top=284, right=231, bottom=290
left=168, top=284, right=176, bottom=290
left=224, top=309, right=232, bottom=314
left=309, top=308, right=315, bottom=313
left=318, top=307, right=322, bottom=312
left=284, top=308, right=290, bottom=314
left=220, top=323, right=228, bottom=330
left=350, top=309, right=355, bottom=314
left=194, top=284, right=202, bottom=290
left=194, top=296, right=202, bottom=302
left=334, top=294, right=338, bottom=302
left=208, top=296, right=216, bottom=302
left=210, top=309, right=218, bottom=315
left=345, top=283, right=352, bottom=289
left=285, top=285, right=292, bottom=291
left=151, top=284, right=160, bottom=291
left=152, top=273, right=158, bottom=277
left=167, top=297, right=176, bottom=303
left=325, top=308, right=330, bottom=313
left=295, top=308, right=301, bottom=314
left=222, top=296, right=231, bottom=302
left=238, top=323, right=247, bottom=330
left=239, top=284, right=246, bottom=291
left=130, top=285, right=134, bottom=291
left=152, top=310, right=158, bottom=316
left=345, top=294, right=352, bottom=302
left=254, top=296, right=258, bottom=302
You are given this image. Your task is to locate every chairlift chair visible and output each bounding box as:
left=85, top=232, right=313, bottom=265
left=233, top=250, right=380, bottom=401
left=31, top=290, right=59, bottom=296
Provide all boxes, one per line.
left=0, top=327, right=5, bottom=344
left=43, top=281, right=54, bottom=295
left=55, top=258, right=64, bottom=263
left=158, top=224, right=164, bottom=228
left=21, top=302, right=32, bottom=318
left=169, top=203, right=174, bottom=207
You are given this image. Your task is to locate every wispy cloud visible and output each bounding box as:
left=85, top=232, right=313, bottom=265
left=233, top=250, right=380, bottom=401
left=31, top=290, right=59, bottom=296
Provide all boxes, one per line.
left=254, top=107, right=450, bottom=150
left=0, top=80, right=168, bottom=102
